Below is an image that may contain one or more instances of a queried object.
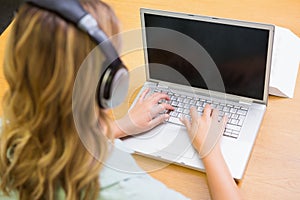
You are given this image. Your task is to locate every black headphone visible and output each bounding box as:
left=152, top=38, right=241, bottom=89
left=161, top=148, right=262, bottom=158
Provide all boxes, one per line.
left=25, top=0, right=129, bottom=109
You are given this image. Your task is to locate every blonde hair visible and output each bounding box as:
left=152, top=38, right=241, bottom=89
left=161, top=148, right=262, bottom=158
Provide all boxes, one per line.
left=0, top=0, right=120, bottom=199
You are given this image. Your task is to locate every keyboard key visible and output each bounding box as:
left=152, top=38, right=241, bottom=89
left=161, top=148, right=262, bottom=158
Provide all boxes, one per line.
left=184, top=104, right=190, bottom=109
left=225, top=128, right=232, bottom=133
left=177, top=97, right=184, bottom=102
left=219, top=111, right=225, bottom=116
left=238, top=115, right=246, bottom=126
left=197, top=107, right=204, bottom=112
left=230, top=119, right=238, bottom=125
left=230, top=108, right=237, bottom=113
left=168, top=117, right=183, bottom=125
left=196, top=101, right=203, bottom=107
left=183, top=99, right=190, bottom=104
left=183, top=109, right=190, bottom=114
left=237, top=110, right=247, bottom=115
left=224, top=129, right=232, bottom=136
left=226, top=124, right=241, bottom=132
left=177, top=107, right=184, bottom=113
left=241, top=107, right=248, bottom=111
left=224, top=112, right=231, bottom=118
left=170, top=112, right=178, bottom=117
left=231, top=114, right=239, bottom=119
left=217, top=105, right=224, bottom=110
left=190, top=100, right=196, bottom=105
left=184, top=115, right=191, bottom=121
left=178, top=113, right=183, bottom=119
left=211, top=103, right=218, bottom=109
left=171, top=101, right=179, bottom=106
left=178, top=102, right=184, bottom=108
left=234, top=105, right=241, bottom=109
left=223, top=107, right=230, bottom=112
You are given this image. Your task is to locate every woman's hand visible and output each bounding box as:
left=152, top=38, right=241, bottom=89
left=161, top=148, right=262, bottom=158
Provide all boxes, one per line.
left=180, top=104, right=227, bottom=158
left=181, top=105, right=242, bottom=200
left=113, top=88, right=174, bottom=138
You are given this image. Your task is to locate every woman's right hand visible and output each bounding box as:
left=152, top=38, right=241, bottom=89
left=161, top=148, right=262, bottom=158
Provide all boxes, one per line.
left=180, top=104, right=227, bottom=158
left=113, top=88, right=174, bottom=138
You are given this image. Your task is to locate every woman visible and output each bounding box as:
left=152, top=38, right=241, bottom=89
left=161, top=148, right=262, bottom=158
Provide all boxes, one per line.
left=0, top=0, right=242, bottom=199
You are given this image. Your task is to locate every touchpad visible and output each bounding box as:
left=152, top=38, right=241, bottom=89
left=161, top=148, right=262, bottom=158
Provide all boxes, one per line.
left=154, top=124, right=196, bottom=159
left=122, top=123, right=196, bottom=160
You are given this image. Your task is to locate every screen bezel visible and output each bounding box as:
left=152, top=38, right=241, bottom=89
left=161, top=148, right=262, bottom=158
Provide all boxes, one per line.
left=140, top=8, right=275, bottom=104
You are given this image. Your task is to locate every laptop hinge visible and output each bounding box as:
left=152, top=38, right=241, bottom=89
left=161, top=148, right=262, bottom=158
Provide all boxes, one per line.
left=157, top=83, right=169, bottom=89
left=238, top=98, right=253, bottom=106
left=145, top=81, right=158, bottom=87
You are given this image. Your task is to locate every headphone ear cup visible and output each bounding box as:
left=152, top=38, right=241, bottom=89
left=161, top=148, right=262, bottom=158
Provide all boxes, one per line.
left=98, top=67, right=129, bottom=108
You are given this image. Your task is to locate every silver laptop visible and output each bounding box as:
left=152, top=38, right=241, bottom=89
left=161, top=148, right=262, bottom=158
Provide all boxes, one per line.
left=122, top=8, right=274, bottom=180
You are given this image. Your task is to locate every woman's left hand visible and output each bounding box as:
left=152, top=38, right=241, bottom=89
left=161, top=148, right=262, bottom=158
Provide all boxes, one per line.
left=113, top=88, right=174, bottom=138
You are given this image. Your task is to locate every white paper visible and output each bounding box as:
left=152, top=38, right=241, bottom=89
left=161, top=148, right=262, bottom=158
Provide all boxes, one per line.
left=269, top=26, right=300, bottom=98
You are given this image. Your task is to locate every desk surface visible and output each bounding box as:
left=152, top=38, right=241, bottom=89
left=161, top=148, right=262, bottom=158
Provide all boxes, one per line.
left=1, top=0, right=300, bottom=199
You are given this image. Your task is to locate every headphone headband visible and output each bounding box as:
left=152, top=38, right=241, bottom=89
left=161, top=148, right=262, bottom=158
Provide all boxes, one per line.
left=26, top=0, right=86, bottom=23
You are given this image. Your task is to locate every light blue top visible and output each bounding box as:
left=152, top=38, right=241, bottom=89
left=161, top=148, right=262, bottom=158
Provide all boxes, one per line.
left=0, top=138, right=189, bottom=200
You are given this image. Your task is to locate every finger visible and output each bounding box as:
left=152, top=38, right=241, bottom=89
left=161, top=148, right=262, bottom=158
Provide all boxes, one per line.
left=160, top=103, right=175, bottom=111
left=189, top=106, right=198, bottom=122
left=203, top=104, right=212, bottom=118
left=151, top=93, right=170, bottom=103
left=149, top=104, right=174, bottom=118
left=139, top=88, right=150, bottom=103
left=149, top=114, right=169, bottom=128
left=221, top=115, right=228, bottom=128
left=149, top=104, right=164, bottom=117
left=180, top=116, right=191, bottom=131
left=211, top=108, right=219, bottom=119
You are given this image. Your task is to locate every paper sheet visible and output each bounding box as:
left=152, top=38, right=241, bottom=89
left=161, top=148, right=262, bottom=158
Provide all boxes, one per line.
left=269, top=26, right=300, bottom=98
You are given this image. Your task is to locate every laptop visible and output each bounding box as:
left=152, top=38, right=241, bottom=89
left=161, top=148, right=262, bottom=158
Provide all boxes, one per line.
left=122, top=8, right=274, bottom=180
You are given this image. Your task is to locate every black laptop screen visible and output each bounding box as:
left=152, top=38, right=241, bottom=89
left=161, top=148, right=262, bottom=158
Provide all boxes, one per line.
left=143, top=13, right=270, bottom=100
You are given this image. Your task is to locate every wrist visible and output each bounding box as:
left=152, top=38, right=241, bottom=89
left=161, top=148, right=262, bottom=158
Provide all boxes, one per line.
left=201, top=144, right=223, bottom=164
left=112, top=120, right=126, bottom=138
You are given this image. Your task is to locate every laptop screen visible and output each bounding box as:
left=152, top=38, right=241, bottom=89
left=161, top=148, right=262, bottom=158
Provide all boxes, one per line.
left=143, top=12, right=270, bottom=100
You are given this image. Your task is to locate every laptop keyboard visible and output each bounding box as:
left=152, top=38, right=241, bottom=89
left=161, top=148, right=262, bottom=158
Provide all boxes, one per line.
left=152, top=87, right=248, bottom=139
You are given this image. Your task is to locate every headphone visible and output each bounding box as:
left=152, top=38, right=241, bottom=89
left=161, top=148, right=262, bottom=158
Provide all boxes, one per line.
left=25, top=0, right=129, bottom=109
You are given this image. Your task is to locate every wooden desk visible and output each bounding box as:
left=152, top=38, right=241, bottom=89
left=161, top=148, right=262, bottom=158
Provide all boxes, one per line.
left=1, top=0, right=300, bottom=199
left=104, top=1, right=300, bottom=199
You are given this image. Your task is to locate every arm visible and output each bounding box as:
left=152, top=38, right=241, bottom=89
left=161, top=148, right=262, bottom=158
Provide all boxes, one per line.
left=203, top=144, right=242, bottom=200
left=180, top=105, right=242, bottom=200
